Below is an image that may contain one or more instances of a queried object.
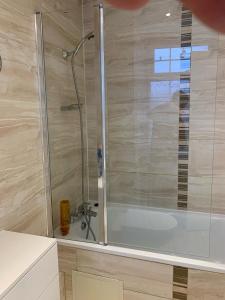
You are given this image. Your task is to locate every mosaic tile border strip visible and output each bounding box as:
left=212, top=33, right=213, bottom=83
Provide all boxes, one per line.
left=178, top=6, right=192, bottom=209
left=173, top=266, right=188, bottom=300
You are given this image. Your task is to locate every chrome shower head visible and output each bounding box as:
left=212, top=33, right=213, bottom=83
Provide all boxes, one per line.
left=62, top=32, right=95, bottom=59
left=86, top=32, right=95, bottom=40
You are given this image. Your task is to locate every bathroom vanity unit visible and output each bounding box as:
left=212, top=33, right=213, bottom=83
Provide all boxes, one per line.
left=0, top=231, right=60, bottom=300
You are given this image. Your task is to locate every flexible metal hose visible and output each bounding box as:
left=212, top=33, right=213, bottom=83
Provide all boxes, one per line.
left=70, top=52, right=96, bottom=242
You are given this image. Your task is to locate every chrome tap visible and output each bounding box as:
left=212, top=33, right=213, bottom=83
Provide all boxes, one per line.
left=76, top=202, right=97, bottom=218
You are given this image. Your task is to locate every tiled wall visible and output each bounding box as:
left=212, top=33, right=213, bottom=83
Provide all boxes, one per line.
left=0, top=0, right=85, bottom=234
left=104, top=0, right=181, bottom=209
left=0, top=0, right=46, bottom=234
left=212, top=34, right=225, bottom=214
left=1, top=0, right=224, bottom=237
left=83, top=0, right=225, bottom=213
left=58, top=245, right=225, bottom=300
left=41, top=2, right=86, bottom=228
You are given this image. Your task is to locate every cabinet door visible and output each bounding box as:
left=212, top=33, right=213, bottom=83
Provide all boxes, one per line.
left=72, top=271, right=123, bottom=300
left=4, top=246, right=59, bottom=300
left=38, top=276, right=60, bottom=300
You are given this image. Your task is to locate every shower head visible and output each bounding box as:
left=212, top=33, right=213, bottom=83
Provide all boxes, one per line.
left=85, top=32, right=95, bottom=40
left=62, top=31, right=95, bottom=59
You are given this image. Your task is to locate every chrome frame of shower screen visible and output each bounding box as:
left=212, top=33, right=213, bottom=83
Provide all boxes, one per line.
left=96, top=3, right=108, bottom=245
left=35, top=12, right=54, bottom=237
left=35, top=6, right=108, bottom=244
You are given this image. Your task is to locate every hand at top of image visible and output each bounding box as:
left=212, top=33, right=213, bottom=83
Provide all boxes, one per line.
left=105, top=0, right=225, bottom=34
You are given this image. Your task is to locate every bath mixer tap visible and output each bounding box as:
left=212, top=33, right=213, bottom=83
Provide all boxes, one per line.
left=70, top=202, right=97, bottom=241
left=71, top=202, right=97, bottom=241
left=76, top=202, right=97, bottom=218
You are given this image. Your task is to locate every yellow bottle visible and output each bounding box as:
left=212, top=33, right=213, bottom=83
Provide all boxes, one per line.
left=60, top=200, right=70, bottom=236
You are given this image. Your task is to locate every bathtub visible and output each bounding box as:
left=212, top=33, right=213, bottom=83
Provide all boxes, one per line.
left=56, top=203, right=225, bottom=273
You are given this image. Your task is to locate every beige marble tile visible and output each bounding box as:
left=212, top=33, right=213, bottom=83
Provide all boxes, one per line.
left=42, top=12, right=84, bottom=102
left=84, top=78, right=97, bottom=104
left=188, top=176, right=212, bottom=212
left=0, top=1, right=44, bottom=235
left=108, top=171, right=177, bottom=208
left=0, top=13, right=38, bottom=101
left=42, top=13, right=75, bottom=49
left=212, top=176, right=225, bottom=214
left=192, top=15, right=219, bottom=46
left=0, top=0, right=79, bottom=16
left=106, top=78, right=135, bottom=104
left=108, top=101, right=179, bottom=143
left=88, top=174, right=98, bottom=202
left=33, top=0, right=80, bottom=13
left=105, top=0, right=181, bottom=39
left=108, top=171, right=149, bottom=205
left=73, top=271, right=123, bottom=300
left=0, top=119, right=42, bottom=171
left=77, top=249, right=173, bottom=298
left=65, top=273, right=73, bottom=300
left=189, top=99, right=216, bottom=141
left=188, top=269, right=225, bottom=299
left=216, top=39, right=225, bottom=100
left=213, top=143, right=225, bottom=176
left=191, top=58, right=217, bottom=91
left=0, top=0, right=33, bottom=16
left=0, top=166, right=43, bottom=210
left=87, top=148, right=98, bottom=178
left=42, top=10, right=81, bottom=48
left=191, top=17, right=218, bottom=61
left=57, top=247, right=78, bottom=299
left=45, top=61, right=82, bottom=99
left=86, top=104, right=97, bottom=149
left=109, top=140, right=178, bottom=176
left=0, top=165, right=45, bottom=234
left=191, top=46, right=217, bottom=90
left=11, top=203, right=47, bottom=236
left=59, top=272, right=65, bottom=300
left=150, top=174, right=177, bottom=208
left=58, top=245, right=77, bottom=274
left=45, top=10, right=82, bottom=37
left=216, top=82, right=225, bottom=102
left=218, top=33, right=225, bottom=55
left=191, top=47, right=218, bottom=63
left=215, top=100, right=225, bottom=141
left=189, top=140, right=214, bottom=177
left=124, top=290, right=168, bottom=300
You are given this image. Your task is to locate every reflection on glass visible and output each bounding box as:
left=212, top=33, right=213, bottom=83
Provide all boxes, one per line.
left=154, top=48, right=170, bottom=60
left=154, top=45, right=208, bottom=74
left=171, top=60, right=181, bottom=73
left=150, top=80, right=180, bottom=98
left=192, top=45, right=209, bottom=52
left=155, top=61, right=170, bottom=73
left=171, top=47, right=191, bottom=59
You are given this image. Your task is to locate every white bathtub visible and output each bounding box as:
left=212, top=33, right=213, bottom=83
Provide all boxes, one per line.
left=56, top=203, right=225, bottom=273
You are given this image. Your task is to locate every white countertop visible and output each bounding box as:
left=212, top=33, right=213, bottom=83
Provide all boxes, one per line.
left=0, top=231, right=57, bottom=299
